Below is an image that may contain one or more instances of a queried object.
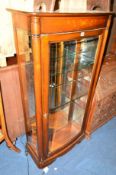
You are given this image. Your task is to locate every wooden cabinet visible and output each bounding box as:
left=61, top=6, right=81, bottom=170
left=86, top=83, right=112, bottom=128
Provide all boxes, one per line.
left=0, top=65, right=24, bottom=152
left=8, top=9, right=112, bottom=168
left=86, top=54, right=116, bottom=135
left=85, top=54, right=116, bottom=136
left=0, top=86, right=20, bottom=152
left=0, top=65, right=25, bottom=142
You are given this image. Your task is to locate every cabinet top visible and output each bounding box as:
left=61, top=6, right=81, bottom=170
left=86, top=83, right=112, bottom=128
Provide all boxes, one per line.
left=7, top=8, right=113, bottom=17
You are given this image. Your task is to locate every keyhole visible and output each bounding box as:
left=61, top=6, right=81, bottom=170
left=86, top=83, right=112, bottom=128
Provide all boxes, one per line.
left=39, top=5, right=42, bottom=11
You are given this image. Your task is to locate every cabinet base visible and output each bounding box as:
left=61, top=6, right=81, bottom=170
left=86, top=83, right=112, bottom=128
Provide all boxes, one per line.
left=27, top=133, right=84, bottom=168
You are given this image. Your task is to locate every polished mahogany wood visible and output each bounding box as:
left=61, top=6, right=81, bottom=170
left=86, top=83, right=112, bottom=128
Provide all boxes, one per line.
left=8, top=9, right=112, bottom=168
left=0, top=65, right=25, bottom=142
left=85, top=54, right=116, bottom=137
left=0, top=85, right=20, bottom=152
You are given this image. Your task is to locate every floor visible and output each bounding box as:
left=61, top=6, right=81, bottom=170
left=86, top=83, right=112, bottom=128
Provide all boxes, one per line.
left=0, top=117, right=116, bottom=175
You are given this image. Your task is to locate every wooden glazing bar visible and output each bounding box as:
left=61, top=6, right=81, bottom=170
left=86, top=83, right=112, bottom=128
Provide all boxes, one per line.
left=68, top=41, right=81, bottom=121
left=55, top=42, right=64, bottom=107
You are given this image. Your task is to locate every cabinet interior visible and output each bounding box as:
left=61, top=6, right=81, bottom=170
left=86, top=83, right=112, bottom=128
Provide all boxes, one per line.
left=24, top=36, right=98, bottom=153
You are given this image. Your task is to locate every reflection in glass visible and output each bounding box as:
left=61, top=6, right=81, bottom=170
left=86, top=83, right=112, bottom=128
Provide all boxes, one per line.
left=25, top=59, right=37, bottom=154
left=48, top=37, right=98, bottom=152
left=16, top=28, right=37, bottom=154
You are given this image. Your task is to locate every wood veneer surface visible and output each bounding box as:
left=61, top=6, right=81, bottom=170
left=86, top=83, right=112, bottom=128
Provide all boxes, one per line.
left=0, top=65, right=25, bottom=141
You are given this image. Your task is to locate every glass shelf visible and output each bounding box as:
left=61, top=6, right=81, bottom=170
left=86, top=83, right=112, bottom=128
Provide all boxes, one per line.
left=50, top=37, right=98, bottom=74
left=49, top=78, right=89, bottom=111
left=50, top=67, right=92, bottom=87
left=50, top=37, right=98, bottom=60
left=48, top=100, right=85, bottom=152
left=48, top=36, right=98, bottom=153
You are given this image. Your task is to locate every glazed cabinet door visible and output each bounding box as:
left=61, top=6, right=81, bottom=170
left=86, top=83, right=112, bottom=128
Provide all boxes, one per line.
left=41, top=30, right=104, bottom=156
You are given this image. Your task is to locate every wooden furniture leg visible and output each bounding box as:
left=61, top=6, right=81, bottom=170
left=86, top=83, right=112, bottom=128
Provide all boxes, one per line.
left=0, top=87, right=20, bottom=152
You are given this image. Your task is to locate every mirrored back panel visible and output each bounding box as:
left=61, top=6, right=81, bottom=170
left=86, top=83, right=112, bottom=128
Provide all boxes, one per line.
left=48, top=37, right=98, bottom=152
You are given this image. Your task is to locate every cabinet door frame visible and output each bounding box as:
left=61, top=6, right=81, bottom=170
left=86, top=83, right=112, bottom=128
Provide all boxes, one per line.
left=40, top=29, right=105, bottom=158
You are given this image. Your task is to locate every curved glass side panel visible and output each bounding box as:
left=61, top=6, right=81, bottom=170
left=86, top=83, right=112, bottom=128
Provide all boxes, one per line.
left=48, top=37, right=98, bottom=153
left=16, top=29, right=38, bottom=155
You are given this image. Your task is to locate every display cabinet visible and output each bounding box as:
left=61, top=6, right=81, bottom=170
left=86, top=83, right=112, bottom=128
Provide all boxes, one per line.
left=8, top=9, right=112, bottom=168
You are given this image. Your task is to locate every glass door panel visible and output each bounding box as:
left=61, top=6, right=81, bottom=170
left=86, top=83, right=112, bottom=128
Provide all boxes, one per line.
left=16, top=29, right=38, bottom=155
left=48, top=37, right=98, bottom=153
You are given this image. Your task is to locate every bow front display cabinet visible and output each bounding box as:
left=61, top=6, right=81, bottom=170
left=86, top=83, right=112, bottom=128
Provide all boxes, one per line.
left=8, top=9, right=112, bottom=168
